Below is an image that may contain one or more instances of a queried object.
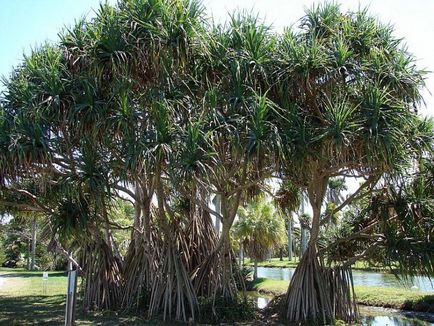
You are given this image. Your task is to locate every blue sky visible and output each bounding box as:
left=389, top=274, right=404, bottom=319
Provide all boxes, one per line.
left=0, top=0, right=108, bottom=82
left=0, top=0, right=433, bottom=117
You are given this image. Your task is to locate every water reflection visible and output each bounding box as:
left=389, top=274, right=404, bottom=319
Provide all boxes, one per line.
left=246, top=292, right=272, bottom=309
left=256, top=267, right=434, bottom=292
left=360, top=315, right=431, bottom=325
left=256, top=296, right=270, bottom=309
left=359, top=306, right=434, bottom=325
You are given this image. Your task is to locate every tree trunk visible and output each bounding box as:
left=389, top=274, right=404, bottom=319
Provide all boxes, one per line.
left=253, top=259, right=258, bottom=280
left=27, top=238, right=30, bottom=270
left=299, top=194, right=307, bottom=258
left=220, top=220, right=235, bottom=298
left=239, top=241, right=244, bottom=267
left=285, top=175, right=357, bottom=323
left=194, top=190, right=245, bottom=309
left=214, top=194, right=221, bottom=235
left=148, top=172, right=198, bottom=321
left=300, top=228, right=306, bottom=257
left=122, top=179, right=155, bottom=310
left=81, top=233, right=123, bottom=311
left=288, top=216, right=293, bottom=261
left=30, top=217, right=37, bottom=270
left=205, top=193, right=242, bottom=301
left=286, top=188, right=331, bottom=323
left=279, top=248, right=283, bottom=261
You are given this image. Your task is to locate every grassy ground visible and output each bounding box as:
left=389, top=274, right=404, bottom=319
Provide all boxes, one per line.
left=0, top=267, right=68, bottom=296
left=250, top=277, right=434, bottom=313
left=2, top=267, right=433, bottom=324
left=244, top=257, right=299, bottom=268
left=249, top=277, right=288, bottom=295
left=0, top=268, right=171, bottom=325
left=244, top=257, right=384, bottom=271
left=356, top=286, right=434, bottom=312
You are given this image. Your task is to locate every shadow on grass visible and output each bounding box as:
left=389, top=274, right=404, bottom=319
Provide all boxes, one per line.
left=403, top=294, right=434, bottom=313
left=0, top=294, right=181, bottom=325
left=0, top=295, right=65, bottom=326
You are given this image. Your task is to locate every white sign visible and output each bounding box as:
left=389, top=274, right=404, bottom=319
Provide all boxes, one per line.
left=42, top=272, right=49, bottom=295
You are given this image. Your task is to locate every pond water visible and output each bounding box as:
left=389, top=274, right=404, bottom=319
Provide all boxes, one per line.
left=358, top=306, right=434, bottom=325
left=256, top=267, right=434, bottom=292
left=247, top=294, right=434, bottom=325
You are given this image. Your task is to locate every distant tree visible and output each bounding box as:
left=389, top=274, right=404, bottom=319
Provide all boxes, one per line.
left=108, top=199, right=135, bottom=256
left=326, top=178, right=347, bottom=205
left=1, top=217, right=28, bottom=267
left=234, top=196, right=286, bottom=279
left=275, top=180, right=301, bottom=261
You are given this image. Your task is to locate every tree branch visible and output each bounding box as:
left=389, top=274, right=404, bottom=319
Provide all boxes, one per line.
left=4, top=187, right=54, bottom=214
left=112, top=183, right=138, bottom=201
left=0, top=200, right=44, bottom=212
left=320, top=175, right=381, bottom=226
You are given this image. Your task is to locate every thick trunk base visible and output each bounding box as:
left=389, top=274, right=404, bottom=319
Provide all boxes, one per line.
left=121, top=231, right=155, bottom=310
left=194, top=235, right=246, bottom=316
left=81, top=237, right=123, bottom=311
left=285, top=245, right=357, bottom=324
left=148, top=232, right=197, bottom=322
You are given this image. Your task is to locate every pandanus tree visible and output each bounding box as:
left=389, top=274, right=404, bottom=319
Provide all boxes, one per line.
left=0, top=0, right=433, bottom=324
left=270, top=3, right=433, bottom=323
left=0, top=0, right=279, bottom=320
left=186, top=13, right=281, bottom=300
left=0, top=0, right=209, bottom=319
left=85, top=1, right=209, bottom=316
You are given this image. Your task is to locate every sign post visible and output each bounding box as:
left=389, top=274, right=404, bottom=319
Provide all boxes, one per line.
left=65, top=260, right=77, bottom=326
left=42, top=272, right=48, bottom=294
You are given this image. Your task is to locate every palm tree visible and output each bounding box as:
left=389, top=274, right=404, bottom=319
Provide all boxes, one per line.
left=327, top=178, right=347, bottom=206
left=234, top=196, right=286, bottom=279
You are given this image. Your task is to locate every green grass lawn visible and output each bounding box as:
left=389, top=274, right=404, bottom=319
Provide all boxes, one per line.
left=356, top=286, right=434, bottom=312
left=250, top=277, right=434, bottom=312
left=244, top=257, right=299, bottom=268
left=0, top=268, right=70, bottom=325
left=0, top=268, right=168, bottom=325
left=250, top=277, right=289, bottom=295
left=0, top=268, right=68, bottom=296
